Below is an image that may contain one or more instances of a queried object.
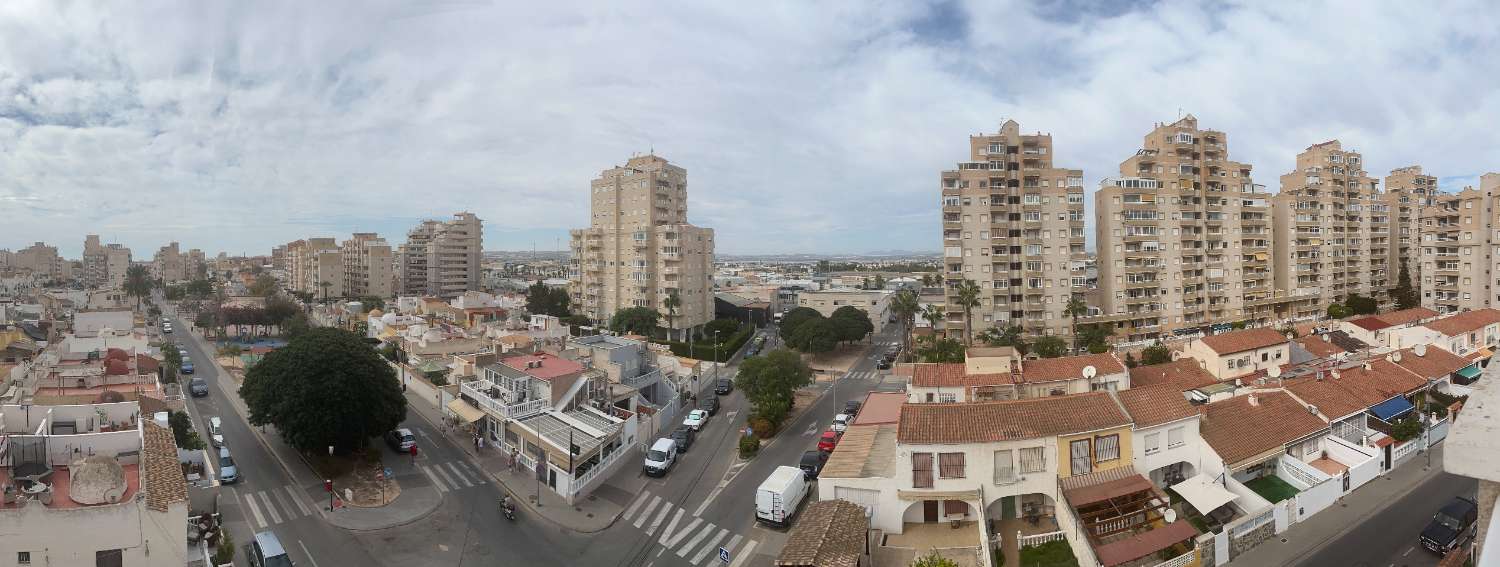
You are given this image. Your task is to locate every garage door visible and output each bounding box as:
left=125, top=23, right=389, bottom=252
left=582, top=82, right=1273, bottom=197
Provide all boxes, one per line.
left=834, top=487, right=879, bottom=519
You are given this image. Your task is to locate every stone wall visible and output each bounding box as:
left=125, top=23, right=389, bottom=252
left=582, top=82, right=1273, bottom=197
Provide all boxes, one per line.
left=1228, top=522, right=1274, bottom=560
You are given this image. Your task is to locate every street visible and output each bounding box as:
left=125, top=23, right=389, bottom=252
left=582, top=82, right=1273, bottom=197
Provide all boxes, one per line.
left=1291, top=468, right=1475, bottom=567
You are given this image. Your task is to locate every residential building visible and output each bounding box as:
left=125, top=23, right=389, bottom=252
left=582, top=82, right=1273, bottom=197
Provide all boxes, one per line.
left=1273, top=140, right=1390, bottom=320
left=12, top=242, right=63, bottom=280
left=1181, top=327, right=1291, bottom=381
left=1339, top=306, right=1440, bottom=348
left=940, top=119, right=1085, bottom=340
left=906, top=351, right=1126, bottom=402
left=151, top=242, right=187, bottom=283
left=399, top=212, right=483, bottom=299
left=1126, top=358, right=1220, bottom=392
left=1387, top=308, right=1500, bottom=360
left=1420, top=173, right=1500, bottom=313
left=183, top=248, right=207, bottom=281
left=795, top=288, right=893, bottom=333
left=774, top=499, right=870, bottom=567
left=81, top=235, right=131, bottom=290
left=569, top=155, right=714, bottom=337
left=342, top=233, right=394, bottom=299
left=1445, top=377, right=1500, bottom=563
left=1384, top=166, right=1439, bottom=296
left=1093, top=115, right=1277, bottom=343
left=283, top=238, right=344, bottom=299
left=1116, top=386, right=1202, bottom=489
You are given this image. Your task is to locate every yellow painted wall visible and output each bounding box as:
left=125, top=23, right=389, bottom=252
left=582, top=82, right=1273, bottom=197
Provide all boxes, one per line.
left=1056, top=425, right=1134, bottom=478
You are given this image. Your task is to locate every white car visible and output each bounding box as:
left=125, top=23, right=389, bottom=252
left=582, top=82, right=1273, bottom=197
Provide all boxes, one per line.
left=831, top=413, right=852, bottom=434
left=207, top=417, right=225, bottom=448
left=683, top=409, right=709, bottom=431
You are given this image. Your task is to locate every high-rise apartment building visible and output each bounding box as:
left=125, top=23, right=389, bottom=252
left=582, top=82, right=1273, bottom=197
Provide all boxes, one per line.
left=1272, top=140, right=1390, bottom=320
left=570, top=155, right=714, bottom=337
left=940, top=120, right=1085, bottom=339
left=342, top=233, right=394, bottom=299
left=284, top=238, right=344, bottom=299
left=82, top=235, right=132, bottom=289
left=11, top=242, right=63, bottom=280
left=1094, top=115, right=1276, bottom=343
left=397, top=212, right=483, bottom=299
left=1384, top=165, right=1439, bottom=296
left=152, top=242, right=186, bottom=283
left=1420, top=173, right=1500, bottom=313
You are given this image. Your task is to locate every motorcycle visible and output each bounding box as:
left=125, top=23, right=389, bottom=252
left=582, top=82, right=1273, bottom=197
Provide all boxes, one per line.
left=501, top=497, right=516, bottom=521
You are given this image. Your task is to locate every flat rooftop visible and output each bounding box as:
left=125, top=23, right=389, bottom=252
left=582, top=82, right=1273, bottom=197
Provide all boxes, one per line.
left=821, top=424, right=897, bottom=479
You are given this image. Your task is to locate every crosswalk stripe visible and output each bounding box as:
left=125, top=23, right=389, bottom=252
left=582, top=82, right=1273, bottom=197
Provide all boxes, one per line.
left=622, top=491, right=651, bottom=522
left=701, top=535, right=744, bottom=567
left=241, top=489, right=267, bottom=529
left=676, top=523, right=716, bottom=557
left=663, top=517, right=702, bottom=548
left=445, top=462, right=474, bottom=487
left=258, top=491, right=283, bottom=524
left=726, top=539, right=759, bottom=567
left=657, top=508, right=686, bottom=543
left=431, top=463, right=460, bottom=490
left=689, top=528, right=731, bottom=564
left=633, top=496, right=662, bottom=528
left=457, top=461, right=487, bottom=484
left=420, top=465, right=449, bottom=492
left=644, top=502, right=673, bottom=536
left=272, top=486, right=301, bottom=519
left=284, top=485, right=312, bottom=516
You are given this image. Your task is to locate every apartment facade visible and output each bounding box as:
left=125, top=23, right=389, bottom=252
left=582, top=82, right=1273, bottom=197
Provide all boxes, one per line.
left=342, top=233, right=394, bottom=299
left=1272, top=140, right=1390, bottom=321
left=940, top=119, right=1085, bottom=340
left=569, top=155, right=714, bottom=336
left=1093, top=115, right=1276, bottom=343
left=1384, top=166, right=1439, bottom=294
left=398, top=212, right=483, bottom=299
left=81, top=235, right=131, bottom=290
left=151, top=241, right=187, bottom=283
left=11, top=242, right=63, bottom=280
left=1420, top=174, right=1500, bottom=313
left=284, top=238, right=344, bottom=299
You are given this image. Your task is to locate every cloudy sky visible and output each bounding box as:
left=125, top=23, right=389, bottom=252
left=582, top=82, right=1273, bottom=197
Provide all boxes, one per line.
left=2, top=1, right=1498, bottom=258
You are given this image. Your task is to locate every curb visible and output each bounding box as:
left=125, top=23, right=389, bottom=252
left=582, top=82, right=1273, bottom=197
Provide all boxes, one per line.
left=323, top=489, right=446, bottom=533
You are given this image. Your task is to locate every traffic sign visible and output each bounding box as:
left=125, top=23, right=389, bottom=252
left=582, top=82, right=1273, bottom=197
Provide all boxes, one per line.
left=719, top=547, right=730, bottom=563
left=383, top=467, right=394, bottom=479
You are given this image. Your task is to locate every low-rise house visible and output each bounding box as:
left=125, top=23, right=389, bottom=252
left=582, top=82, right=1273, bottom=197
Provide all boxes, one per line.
left=1182, top=328, right=1291, bottom=380
left=1198, top=391, right=1339, bottom=522
left=796, top=288, right=893, bottom=332
left=775, top=500, right=869, bottom=567
left=906, top=351, right=1125, bottom=402
left=1290, top=331, right=1366, bottom=364
left=1117, top=387, right=1202, bottom=489
left=1389, top=308, right=1500, bottom=361
left=1127, top=359, right=1219, bottom=392
left=71, top=310, right=135, bottom=338
left=1340, top=307, right=1440, bottom=347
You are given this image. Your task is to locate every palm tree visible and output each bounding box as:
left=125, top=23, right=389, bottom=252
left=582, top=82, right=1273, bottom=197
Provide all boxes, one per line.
left=953, top=279, right=982, bottom=346
left=124, top=265, right=152, bottom=312
left=662, top=289, right=682, bottom=340
left=922, top=303, right=944, bottom=335
left=889, top=289, right=920, bottom=356
left=1064, top=295, right=1088, bottom=352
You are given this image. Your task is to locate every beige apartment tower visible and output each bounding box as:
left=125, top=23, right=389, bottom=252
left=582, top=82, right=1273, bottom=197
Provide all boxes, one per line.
left=940, top=119, right=1086, bottom=340
left=82, top=235, right=131, bottom=289
left=152, top=242, right=186, bottom=283
left=342, top=233, right=394, bottom=299
left=570, top=155, right=714, bottom=337
left=284, top=238, right=344, bottom=299
left=1420, top=173, right=1500, bottom=313
left=1093, top=115, right=1277, bottom=343
left=398, top=212, right=483, bottom=299
left=1272, top=140, right=1390, bottom=320
left=1385, top=165, right=1439, bottom=298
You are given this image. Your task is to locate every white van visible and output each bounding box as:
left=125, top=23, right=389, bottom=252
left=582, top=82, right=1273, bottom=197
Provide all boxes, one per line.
left=755, top=465, right=809, bottom=527
left=643, top=438, right=677, bottom=477
left=207, top=417, right=225, bottom=447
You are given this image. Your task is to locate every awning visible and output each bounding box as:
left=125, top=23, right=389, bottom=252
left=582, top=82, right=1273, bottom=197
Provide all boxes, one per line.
left=1095, top=521, right=1199, bottom=567
left=1467, top=348, right=1493, bottom=361
left=447, top=399, right=486, bottom=423
left=1170, top=473, right=1239, bottom=516
left=1370, top=395, right=1415, bottom=422
left=1457, top=365, right=1482, bottom=380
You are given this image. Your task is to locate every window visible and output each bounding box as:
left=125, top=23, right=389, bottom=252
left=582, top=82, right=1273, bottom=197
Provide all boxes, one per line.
left=938, top=452, right=967, bottom=478
left=912, top=452, right=934, bottom=487
left=994, top=450, right=1016, bottom=483
left=1144, top=432, right=1161, bottom=455
left=96, top=550, right=123, bottom=567
left=1020, top=447, right=1046, bottom=473
left=938, top=393, right=957, bottom=403
left=18, top=553, right=31, bottom=566
left=1070, top=439, right=1092, bottom=475
left=1168, top=426, right=1185, bottom=449
left=1094, top=434, right=1120, bottom=462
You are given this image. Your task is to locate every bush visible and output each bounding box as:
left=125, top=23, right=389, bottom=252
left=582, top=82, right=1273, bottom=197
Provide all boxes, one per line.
left=748, top=416, right=776, bottom=439
left=738, top=436, right=760, bottom=459
left=659, top=324, right=752, bottom=362
left=213, top=531, right=235, bottom=565
left=1018, top=539, right=1079, bottom=567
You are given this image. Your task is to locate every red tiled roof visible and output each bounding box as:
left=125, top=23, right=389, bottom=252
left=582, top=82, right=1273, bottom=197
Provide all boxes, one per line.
left=851, top=392, right=904, bottom=425
left=1388, top=346, right=1470, bottom=380
left=910, top=363, right=1010, bottom=388
left=141, top=421, right=187, bottom=512
left=1117, top=387, right=1198, bottom=427
left=1095, top=521, right=1199, bottom=567
left=898, top=392, right=1129, bottom=444
left=1424, top=309, right=1500, bottom=337
left=1019, top=353, right=1124, bottom=383
left=1348, top=317, right=1391, bottom=332
left=499, top=353, right=582, bottom=381
left=1128, top=359, right=1219, bottom=391
left=1198, top=328, right=1288, bottom=355
left=135, top=353, right=159, bottom=373
left=1199, top=391, right=1328, bottom=466
left=1373, top=307, right=1439, bottom=327
left=1295, top=335, right=1345, bottom=359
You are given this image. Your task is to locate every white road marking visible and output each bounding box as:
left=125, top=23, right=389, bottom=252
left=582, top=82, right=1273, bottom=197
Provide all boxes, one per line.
left=726, top=539, right=759, bottom=567
left=664, top=517, right=703, bottom=548
left=804, top=424, right=817, bottom=436
left=657, top=508, right=685, bottom=543
left=724, top=410, right=738, bottom=419
left=240, top=488, right=267, bottom=529
left=676, top=523, right=716, bottom=557
left=298, top=540, right=322, bottom=567
left=420, top=465, right=449, bottom=492
left=445, top=462, right=474, bottom=487
left=623, top=491, right=651, bottom=522
left=259, top=491, right=283, bottom=524
left=694, top=485, right=726, bottom=517
left=703, top=535, right=745, bottom=567
left=645, top=501, right=674, bottom=536
left=431, top=462, right=460, bottom=489
left=1403, top=547, right=1414, bottom=557
left=457, top=461, right=487, bottom=484
left=284, top=485, right=312, bottom=516
left=272, top=486, right=301, bottom=518
left=688, top=528, right=730, bottom=563
left=634, top=496, right=663, bottom=528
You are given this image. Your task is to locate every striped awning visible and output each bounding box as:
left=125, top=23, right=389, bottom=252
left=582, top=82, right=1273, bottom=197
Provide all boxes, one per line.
left=447, top=399, right=486, bottom=423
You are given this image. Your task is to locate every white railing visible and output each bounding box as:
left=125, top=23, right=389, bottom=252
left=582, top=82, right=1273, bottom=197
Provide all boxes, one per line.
left=573, top=445, right=628, bottom=495
left=461, top=381, right=549, bottom=420
left=1278, top=455, right=1330, bottom=489
left=1231, top=508, right=1273, bottom=538
left=994, top=467, right=1018, bottom=485
left=1150, top=549, right=1198, bottom=567
left=1393, top=437, right=1421, bottom=461
left=1017, top=530, right=1066, bottom=548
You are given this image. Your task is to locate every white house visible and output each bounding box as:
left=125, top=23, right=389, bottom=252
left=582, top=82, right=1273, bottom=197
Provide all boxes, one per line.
left=1182, top=328, right=1291, bottom=380
left=1410, top=308, right=1500, bottom=364
left=1116, top=387, right=1203, bottom=489
left=906, top=351, right=1126, bottom=403
left=1339, top=307, right=1440, bottom=348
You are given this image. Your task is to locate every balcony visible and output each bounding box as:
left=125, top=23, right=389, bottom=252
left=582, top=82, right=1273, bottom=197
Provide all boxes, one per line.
left=461, top=380, right=549, bottom=420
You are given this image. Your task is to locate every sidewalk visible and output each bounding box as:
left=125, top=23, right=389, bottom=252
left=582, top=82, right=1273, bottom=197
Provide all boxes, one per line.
left=1230, top=444, right=1447, bottom=566
left=401, top=385, right=650, bottom=533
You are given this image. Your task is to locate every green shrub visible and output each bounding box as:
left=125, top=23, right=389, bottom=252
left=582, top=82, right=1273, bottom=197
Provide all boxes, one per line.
left=748, top=416, right=776, bottom=439
left=738, top=436, right=760, bottom=459
left=213, top=531, right=235, bottom=565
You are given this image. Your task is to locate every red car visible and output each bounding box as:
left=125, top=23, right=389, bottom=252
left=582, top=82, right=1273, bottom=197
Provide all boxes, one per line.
left=817, top=429, right=840, bottom=453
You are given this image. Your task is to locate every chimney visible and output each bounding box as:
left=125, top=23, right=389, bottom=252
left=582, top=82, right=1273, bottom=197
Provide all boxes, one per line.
left=1247, top=394, right=1258, bottom=407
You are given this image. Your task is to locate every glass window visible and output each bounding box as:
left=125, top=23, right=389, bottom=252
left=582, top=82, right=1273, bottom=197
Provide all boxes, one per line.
left=1094, top=434, right=1120, bottom=462
left=1020, top=447, right=1046, bottom=473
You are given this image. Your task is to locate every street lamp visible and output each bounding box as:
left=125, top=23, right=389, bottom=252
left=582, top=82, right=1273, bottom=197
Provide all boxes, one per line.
left=713, top=330, right=721, bottom=386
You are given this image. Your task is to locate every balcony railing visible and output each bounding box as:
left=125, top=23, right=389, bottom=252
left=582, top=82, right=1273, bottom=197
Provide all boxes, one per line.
left=461, top=380, right=549, bottom=419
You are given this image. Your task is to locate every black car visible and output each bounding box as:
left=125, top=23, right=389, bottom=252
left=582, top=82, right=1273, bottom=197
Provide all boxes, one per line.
left=698, top=396, right=720, bottom=416
left=844, top=399, right=862, bottom=416
left=715, top=378, right=734, bottom=395
left=1421, top=496, right=1478, bottom=555
left=385, top=428, right=417, bottom=452
left=799, top=450, right=829, bottom=480
left=875, top=359, right=892, bottom=370
left=670, top=425, right=696, bottom=453
left=189, top=377, right=209, bottom=397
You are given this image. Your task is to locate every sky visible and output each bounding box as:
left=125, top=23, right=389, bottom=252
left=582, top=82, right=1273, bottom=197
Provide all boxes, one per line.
left=2, top=1, right=1498, bottom=258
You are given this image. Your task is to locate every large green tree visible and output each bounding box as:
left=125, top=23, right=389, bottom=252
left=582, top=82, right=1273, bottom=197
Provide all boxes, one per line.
left=185, top=279, right=215, bottom=300
left=829, top=305, right=874, bottom=343
left=125, top=264, right=153, bottom=311
left=915, top=336, right=966, bottom=363
left=249, top=274, right=279, bottom=297
left=240, top=328, right=406, bottom=453
left=1033, top=335, right=1068, bottom=358
left=1393, top=262, right=1417, bottom=310
left=525, top=282, right=572, bottom=318
left=703, top=318, right=741, bottom=339
left=778, top=307, right=824, bottom=342
left=735, top=349, right=813, bottom=424
left=889, top=289, right=920, bottom=355
left=609, top=306, right=660, bottom=335
left=1139, top=343, right=1172, bottom=366
left=787, top=317, right=839, bottom=353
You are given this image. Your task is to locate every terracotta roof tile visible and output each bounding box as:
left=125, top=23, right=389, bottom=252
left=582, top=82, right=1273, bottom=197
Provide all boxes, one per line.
left=1348, top=317, right=1391, bottom=332
left=141, top=421, right=187, bottom=512
left=1199, top=391, right=1328, bottom=466
left=1128, top=359, right=1218, bottom=392
left=1020, top=353, right=1124, bottom=383
left=1424, top=309, right=1500, bottom=337
left=898, top=392, right=1130, bottom=444
left=1388, top=345, right=1470, bottom=381
left=1284, top=359, right=1430, bottom=419
left=775, top=500, right=867, bottom=567
left=1117, top=387, right=1198, bottom=428
left=1198, top=328, right=1288, bottom=355
left=910, top=363, right=1010, bottom=387
left=1374, top=307, right=1440, bottom=327
left=1295, top=335, right=1345, bottom=358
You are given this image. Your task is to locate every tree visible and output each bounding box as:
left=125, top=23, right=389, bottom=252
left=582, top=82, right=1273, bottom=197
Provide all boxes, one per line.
left=704, top=318, right=741, bottom=339
left=953, top=279, right=982, bottom=346
left=1076, top=323, right=1112, bottom=354
left=1140, top=343, right=1172, bottom=366
left=1390, top=416, right=1424, bottom=442
left=161, top=344, right=182, bottom=369
left=889, top=289, right=921, bottom=356
left=1345, top=294, right=1377, bottom=316
left=525, top=282, right=571, bottom=318
left=921, top=304, right=944, bottom=333
left=662, top=289, right=682, bottom=340
left=359, top=296, right=386, bottom=312
left=912, top=551, right=960, bottom=567
left=920, top=274, right=933, bottom=287
left=915, top=336, right=966, bottom=363
left=168, top=411, right=205, bottom=450
left=125, top=265, right=152, bottom=311
left=988, top=325, right=1029, bottom=357
left=264, top=295, right=300, bottom=328
left=186, top=279, right=214, bottom=300
left=249, top=274, right=279, bottom=297
left=240, top=328, right=406, bottom=453
left=1033, top=335, right=1068, bottom=358
left=1394, top=261, right=1418, bottom=310
left=779, top=307, right=824, bottom=342
left=609, top=307, right=660, bottom=336
left=1327, top=303, right=1348, bottom=320
left=1064, top=295, right=1088, bottom=351
left=318, top=281, right=333, bottom=303
left=735, top=349, right=813, bottom=425
left=213, top=533, right=236, bottom=566
left=873, top=274, right=886, bottom=289
left=195, top=310, right=216, bottom=335
left=861, top=276, right=871, bottom=290
left=829, top=306, right=874, bottom=344
left=282, top=312, right=312, bottom=341
left=787, top=317, right=839, bottom=353
left=1124, top=352, right=1138, bottom=368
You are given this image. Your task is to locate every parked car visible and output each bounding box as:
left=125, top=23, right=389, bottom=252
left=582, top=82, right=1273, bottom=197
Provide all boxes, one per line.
left=181, top=358, right=195, bottom=374
left=385, top=428, right=416, bottom=452
left=817, top=429, right=840, bottom=453
left=755, top=466, right=809, bottom=527
left=683, top=409, right=710, bottom=431
left=715, top=378, right=734, bottom=395
left=179, top=346, right=189, bottom=357
left=843, top=400, right=862, bottom=416
left=207, top=416, right=225, bottom=448
left=698, top=396, right=720, bottom=416
left=1422, top=496, right=1479, bottom=555
left=831, top=414, right=851, bottom=434
left=245, top=531, right=295, bottom=567
left=799, top=450, right=828, bottom=480
left=643, top=437, right=678, bottom=477
left=218, top=446, right=239, bottom=484
left=189, top=376, right=209, bottom=397
left=875, top=359, right=892, bottom=370
left=162, top=323, right=173, bottom=335
left=670, top=425, right=696, bottom=453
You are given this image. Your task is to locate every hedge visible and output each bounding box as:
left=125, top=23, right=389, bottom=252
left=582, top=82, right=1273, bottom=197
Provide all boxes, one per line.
left=658, top=325, right=753, bottom=362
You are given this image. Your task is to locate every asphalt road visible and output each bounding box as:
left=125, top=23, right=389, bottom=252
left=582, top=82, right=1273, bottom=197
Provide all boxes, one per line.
left=1291, top=470, right=1477, bottom=567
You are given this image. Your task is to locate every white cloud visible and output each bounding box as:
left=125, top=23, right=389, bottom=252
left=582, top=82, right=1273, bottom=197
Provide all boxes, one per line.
left=0, top=0, right=1497, bottom=258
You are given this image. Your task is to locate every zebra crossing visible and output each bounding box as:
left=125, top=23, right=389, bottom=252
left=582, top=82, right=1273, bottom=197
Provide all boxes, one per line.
left=843, top=370, right=877, bottom=381
left=419, top=460, right=488, bottom=492
left=234, top=484, right=316, bottom=530
left=619, top=490, right=761, bottom=567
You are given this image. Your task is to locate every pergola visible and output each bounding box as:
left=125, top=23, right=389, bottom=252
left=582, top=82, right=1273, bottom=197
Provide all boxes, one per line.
left=1061, top=467, right=1199, bottom=567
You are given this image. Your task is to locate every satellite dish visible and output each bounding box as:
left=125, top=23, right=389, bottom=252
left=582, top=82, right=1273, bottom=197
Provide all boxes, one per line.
left=1170, top=350, right=1183, bottom=361
left=1163, top=509, right=1177, bottom=524
left=1391, top=351, right=1403, bottom=362
left=1267, top=366, right=1282, bottom=379
left=1082, top=365, right=1098, bottom=379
